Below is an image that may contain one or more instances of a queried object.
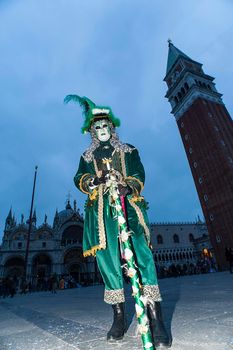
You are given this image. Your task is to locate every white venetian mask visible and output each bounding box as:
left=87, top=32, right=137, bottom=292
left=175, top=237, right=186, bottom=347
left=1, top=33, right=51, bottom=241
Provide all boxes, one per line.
left=93, top=119, right=111, bottom=142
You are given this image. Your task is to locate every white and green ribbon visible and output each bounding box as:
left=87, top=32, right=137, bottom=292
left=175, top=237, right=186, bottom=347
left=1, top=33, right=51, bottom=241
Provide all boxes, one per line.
left=108, top=177, right=154, bottom=350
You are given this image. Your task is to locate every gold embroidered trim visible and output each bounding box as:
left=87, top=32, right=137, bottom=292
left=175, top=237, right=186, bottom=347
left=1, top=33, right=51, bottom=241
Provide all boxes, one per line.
left=142, top=285, right=162, bottom=302
left=126, top=176, right=144, bottom=192
left=129, top=198, right=150, bottom=242
left=83, top=245, right=103, bottom=257
left=131, top=195, right=145, bottom=203
left=83, top=185, right=106, bottom=257
left=120, top=151, right=127, bottom=178
left=79, top=173, right=92, bottom=194
left=89, top=188, right=98, bottom=201
left=98, top=184, right=106, bottom=250
left=104, top=288, right=125, bottom=304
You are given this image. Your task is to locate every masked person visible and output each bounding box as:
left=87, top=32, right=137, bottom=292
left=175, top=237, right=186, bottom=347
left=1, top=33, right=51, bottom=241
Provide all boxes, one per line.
left=64, top=95, right=171, bottom=349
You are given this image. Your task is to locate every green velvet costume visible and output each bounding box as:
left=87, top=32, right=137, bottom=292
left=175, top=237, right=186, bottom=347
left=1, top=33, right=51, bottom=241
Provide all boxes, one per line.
left=74, top=140, right=162, bottom=304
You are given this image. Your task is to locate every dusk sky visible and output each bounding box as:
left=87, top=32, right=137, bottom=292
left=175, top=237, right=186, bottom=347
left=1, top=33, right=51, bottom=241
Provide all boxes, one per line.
left=0, top=0, right=233, bottom=240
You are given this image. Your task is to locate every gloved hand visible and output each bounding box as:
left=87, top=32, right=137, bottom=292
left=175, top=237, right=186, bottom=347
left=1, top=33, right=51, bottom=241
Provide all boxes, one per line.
left=118, top=184, right=132, bottom=197
left=93, top=170, right=109, bottom=186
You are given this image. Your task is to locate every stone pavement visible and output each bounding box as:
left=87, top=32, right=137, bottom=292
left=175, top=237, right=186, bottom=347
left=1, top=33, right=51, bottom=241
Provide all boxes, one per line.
left=0, top=272, right=233, bottom=350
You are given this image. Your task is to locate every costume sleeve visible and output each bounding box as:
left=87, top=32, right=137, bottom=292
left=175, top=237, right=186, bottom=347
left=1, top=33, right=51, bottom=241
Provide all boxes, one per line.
left=125, top=148, right=145, bottom=195
left=74, top=156, right=95, bottom=195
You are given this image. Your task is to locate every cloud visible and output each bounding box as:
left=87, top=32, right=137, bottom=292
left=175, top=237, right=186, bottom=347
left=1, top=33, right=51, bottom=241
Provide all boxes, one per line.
left=0, top=0, right=233, bottom=239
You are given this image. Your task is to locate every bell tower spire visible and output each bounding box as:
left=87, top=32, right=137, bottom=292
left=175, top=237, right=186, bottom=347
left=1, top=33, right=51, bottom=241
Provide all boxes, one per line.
left=164, top=41, right=223, bottom=119
left=166, top=40, right=192, bottom=76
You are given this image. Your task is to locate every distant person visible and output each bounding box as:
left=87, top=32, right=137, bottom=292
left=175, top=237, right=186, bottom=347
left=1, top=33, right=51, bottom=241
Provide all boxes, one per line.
left=2, top=278, right=9, bottom=298
left=59, top=277, right=65, bottom=290
left=229, top=248, right=233, bottom=274
left=0, top=279, right=3, bottom=297
left=51, top=274, right=57, bottom=294
left=28, top=281, right=32, bottom=293
left=225, top=247, right=233, bottom=273
left=20, top=278, right=28, bottom=294
left=8, top=277, right=16, bottom=298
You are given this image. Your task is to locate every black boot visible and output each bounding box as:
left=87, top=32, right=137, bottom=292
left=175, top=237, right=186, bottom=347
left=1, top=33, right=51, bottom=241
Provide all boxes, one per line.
left=147, top=301, right=171, bottom=349
left=107, top=303, right=126, bottom=341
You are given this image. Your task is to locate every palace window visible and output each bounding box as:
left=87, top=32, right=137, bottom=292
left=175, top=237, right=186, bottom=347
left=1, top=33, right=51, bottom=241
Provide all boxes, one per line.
left=189, top=233, right=194, bottom=242
left=157, top=235, right=163, bottom=245
left=173, top=234, right=180, bottom=243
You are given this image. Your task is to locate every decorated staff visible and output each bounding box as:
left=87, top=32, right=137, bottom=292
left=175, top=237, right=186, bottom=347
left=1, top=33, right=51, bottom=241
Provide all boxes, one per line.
left=65, top=94, right=171, bottom=349
left=107, top=169, right=153, bottom=350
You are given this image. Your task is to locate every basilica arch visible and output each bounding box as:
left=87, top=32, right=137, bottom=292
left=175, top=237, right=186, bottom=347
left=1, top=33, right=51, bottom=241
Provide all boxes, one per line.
left=61, top=224, right=83, bottom=247
left=31, top=253, right=53, bottom=278
left=63, top=247, right=86, bottom=283
left=4, top=255, right=25, bottom=278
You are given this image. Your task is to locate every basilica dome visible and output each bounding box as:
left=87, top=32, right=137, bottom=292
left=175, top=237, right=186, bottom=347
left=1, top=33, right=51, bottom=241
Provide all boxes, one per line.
left=54, top=200, right=83, bottom=227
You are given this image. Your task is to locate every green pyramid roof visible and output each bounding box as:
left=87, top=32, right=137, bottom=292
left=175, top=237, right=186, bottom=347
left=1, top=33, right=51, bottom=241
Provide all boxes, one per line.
left=166, top=41, right=192, bottom=75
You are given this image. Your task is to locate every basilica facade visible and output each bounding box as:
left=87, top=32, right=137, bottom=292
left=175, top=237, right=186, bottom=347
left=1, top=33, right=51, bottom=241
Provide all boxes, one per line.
left=0, top=201, right=97, bottom=284
left=0, top=199, right=211, bottom=283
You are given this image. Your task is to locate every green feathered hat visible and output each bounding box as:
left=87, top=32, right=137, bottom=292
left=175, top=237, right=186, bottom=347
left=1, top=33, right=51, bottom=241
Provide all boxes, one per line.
left=64, top=95, right=121, bottom=134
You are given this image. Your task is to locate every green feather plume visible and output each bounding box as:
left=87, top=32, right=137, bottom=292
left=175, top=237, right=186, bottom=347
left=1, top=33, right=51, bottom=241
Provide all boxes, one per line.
left=64, top=94, right=121, bottom=134
left=64, top=95, right=96, bottom=115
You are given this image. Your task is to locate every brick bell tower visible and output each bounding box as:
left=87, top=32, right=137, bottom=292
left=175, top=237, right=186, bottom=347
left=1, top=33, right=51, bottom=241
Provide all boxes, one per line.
left=164, top=40, right=233, bottom=269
